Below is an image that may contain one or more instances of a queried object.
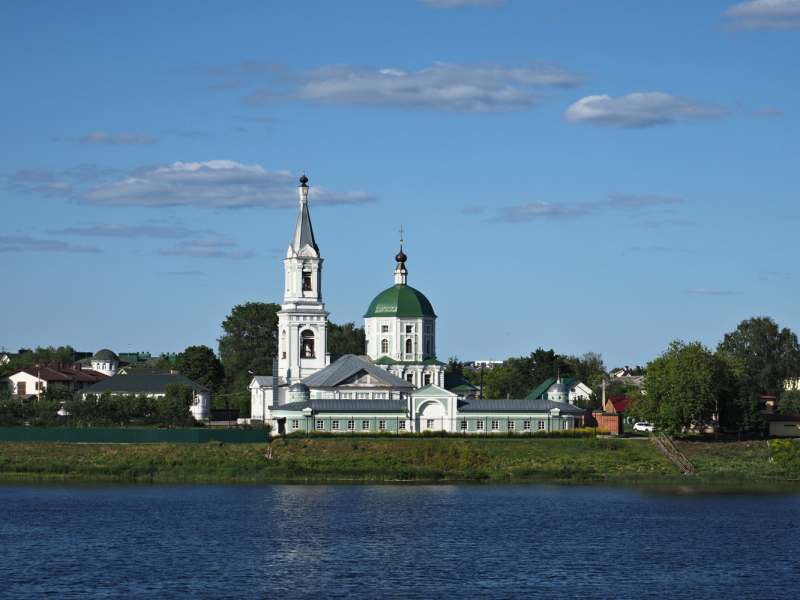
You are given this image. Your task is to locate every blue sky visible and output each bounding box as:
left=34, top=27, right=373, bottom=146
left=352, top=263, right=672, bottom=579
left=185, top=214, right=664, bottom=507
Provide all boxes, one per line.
left=2, top=0, right=799, bottom=369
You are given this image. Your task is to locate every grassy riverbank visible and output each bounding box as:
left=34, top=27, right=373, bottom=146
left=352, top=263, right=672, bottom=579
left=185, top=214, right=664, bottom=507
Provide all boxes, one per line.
left=1, top=437, right=796, bottom=484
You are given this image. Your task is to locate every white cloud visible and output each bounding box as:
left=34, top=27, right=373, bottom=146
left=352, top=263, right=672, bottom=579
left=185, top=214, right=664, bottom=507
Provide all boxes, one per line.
left=79, top=132, right=158, bottom=146
left=155, top=238, right=255, bottom=259
left=0, top=235, right=102, bottom=253
left=48, top=224, right=212, bottom=239
left=759, top=106, right=784, bottom=116
left=78, top=160, right=377, bottom=208
left=33, top=182, right=72, bottom=196
left=725, top=0, right=800, bottom=30
left=243, top=61, right=585, bottom=113
left=462, top=204, right=486, bottom=213
left=604, top=193, right=683, bottom=209
left=490, top=201, right=591, bottom=222
left=12, top=168, right=54, bottom=182
left=563, top=93, right=730, bottom=128
left=683, top=288, right=734, bottom=295
left=415, top=0, right=508, bottom=8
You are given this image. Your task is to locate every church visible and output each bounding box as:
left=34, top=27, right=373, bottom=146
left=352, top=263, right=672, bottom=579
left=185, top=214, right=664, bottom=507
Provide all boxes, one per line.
left=249, top=174, right=585, bottom=434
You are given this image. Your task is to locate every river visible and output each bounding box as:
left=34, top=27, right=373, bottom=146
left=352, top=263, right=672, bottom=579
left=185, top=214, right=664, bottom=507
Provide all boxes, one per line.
left=0, top=483, right=797, bottom=599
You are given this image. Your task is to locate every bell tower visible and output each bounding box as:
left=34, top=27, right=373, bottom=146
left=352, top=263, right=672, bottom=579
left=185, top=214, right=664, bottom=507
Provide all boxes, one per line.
left=276, top=173, right=330, bottom=385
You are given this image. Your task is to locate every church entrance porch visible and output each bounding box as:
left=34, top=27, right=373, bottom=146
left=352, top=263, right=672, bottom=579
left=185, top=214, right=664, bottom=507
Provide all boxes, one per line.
left=416, top=400, right=448, bottom=432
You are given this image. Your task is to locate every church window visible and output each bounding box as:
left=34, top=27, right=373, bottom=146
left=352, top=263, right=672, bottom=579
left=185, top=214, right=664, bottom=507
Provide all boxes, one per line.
left=381, top=339, right=389, bottom=354
left=476, top=420, right=484, bottom=431
left=426, top=419, right=434, bottom=429
left=357, top=393, right=369, bottom=399
left=348, top=420, right=355, bottom=431
left=379, top=421, right=387, bottom=430
left=300, top=330, right=315, bottom=358
left=399, top=420, right=406, bottom=431
left=405, top=339, right=413, bottom=354
left=426, top=339, right=431, bottom=356
left=332, top=421, right=340, bottom=431
left=374, top=393, right=386, bottom=400
left=381, top=325, right=389, bottom=333
left=461, top=420, right=468, bottom=431
left=424, top=373, right=431, bottom=385
left=316, top=421, right=325, bottom=431
left=426, top=324, right=431, bottom=334
left=508, top=420, right=515, bottom=431
left=406, top=373, right=414, bottom=384
left=281, top=331, right=287, bottom=359
left=524, top=421, right=532, bottom=431
left=340, top=392, right=352, bottom=399
left=362, top=420, right=370, bottom=431
left=291, top=420, right=299, bottom=430
left=302, top=271, right=312, bottom=291
left=492, top=420, right=499, bottom=431
left=538, top=421, right=545, bottom=431
left=405, top=324, right=413, bottom=334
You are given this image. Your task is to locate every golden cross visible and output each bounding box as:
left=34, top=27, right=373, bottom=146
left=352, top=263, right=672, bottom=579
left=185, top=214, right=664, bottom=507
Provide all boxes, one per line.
left=399, top=225, right=404, bottom=245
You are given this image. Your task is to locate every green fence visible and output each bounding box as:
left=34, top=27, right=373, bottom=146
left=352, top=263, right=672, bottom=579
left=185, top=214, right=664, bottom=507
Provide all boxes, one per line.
left=0, top=428, right=270, bottom=444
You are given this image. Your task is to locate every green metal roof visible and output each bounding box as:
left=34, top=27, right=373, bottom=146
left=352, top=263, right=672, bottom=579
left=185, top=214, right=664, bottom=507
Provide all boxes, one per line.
left=363, top=284, right=436, bottom=318
left=92, top=349, right=120, bottom=361
left=525, top=377, right=579, bottom=400
left=372, top=356, right=445, bottom=366
left=444, top=373, right=478, bottom=392
left=78, top=374, right=210, bottom=395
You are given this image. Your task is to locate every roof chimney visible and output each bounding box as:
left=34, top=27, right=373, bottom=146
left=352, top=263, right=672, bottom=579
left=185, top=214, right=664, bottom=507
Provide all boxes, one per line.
left=74, top=364, right=82, bottom=371
left=51, top=363, right=60, bottom=371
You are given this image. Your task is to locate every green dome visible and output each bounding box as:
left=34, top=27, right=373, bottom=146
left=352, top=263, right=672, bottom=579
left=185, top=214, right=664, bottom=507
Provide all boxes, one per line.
left=92, top=349, right=119, bottom=362
left=364, top=284, right=436, bottom=318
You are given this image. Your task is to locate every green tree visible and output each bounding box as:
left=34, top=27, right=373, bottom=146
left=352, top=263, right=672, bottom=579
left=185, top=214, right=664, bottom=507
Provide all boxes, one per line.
left=158, top=383, right=195, bottom=428
left=778, top=390, right=800, bottom=414
left=218, top=302, right=280, bottom=394
left=445, top=356, right=463, bottom=376
left=175, top=345, right=224, bottom=391
left=717, top=316, right=800, bottom=432
left=633, top=340, right=727, bottom=436
left=482, top=348, right=574, bottom=400
left=328, top=322, right=366, bottom=356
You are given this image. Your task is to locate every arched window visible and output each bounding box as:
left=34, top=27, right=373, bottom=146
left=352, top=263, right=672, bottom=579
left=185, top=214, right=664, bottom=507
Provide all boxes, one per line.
left=426, top=339, right=431, bottom=356
left=381, top=339, right=389, bottom=354
left=300, top=329, right=315, bottom=358
left=281, top=330, right=287, bottom=359
left=405, top=339, right=413, bottom=354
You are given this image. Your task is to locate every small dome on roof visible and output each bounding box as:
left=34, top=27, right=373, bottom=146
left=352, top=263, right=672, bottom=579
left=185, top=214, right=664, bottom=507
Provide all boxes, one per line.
left=92, top=349, right=119, bottom=362
left=289, top=383, right=310, bottom=393
left=547, top=381, right=568, bottom=394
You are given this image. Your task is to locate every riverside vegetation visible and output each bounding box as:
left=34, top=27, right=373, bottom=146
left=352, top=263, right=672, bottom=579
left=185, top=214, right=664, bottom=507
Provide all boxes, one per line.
left=0, top=435, right=797, bottom=484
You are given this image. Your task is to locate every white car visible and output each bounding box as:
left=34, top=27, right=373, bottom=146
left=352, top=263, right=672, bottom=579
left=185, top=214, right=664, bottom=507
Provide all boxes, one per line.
left=632, top=422, right=656, bottom=432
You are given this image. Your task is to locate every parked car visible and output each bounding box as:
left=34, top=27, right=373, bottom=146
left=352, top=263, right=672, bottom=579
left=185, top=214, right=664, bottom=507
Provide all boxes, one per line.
left=633, top=422, right=656, bottom=432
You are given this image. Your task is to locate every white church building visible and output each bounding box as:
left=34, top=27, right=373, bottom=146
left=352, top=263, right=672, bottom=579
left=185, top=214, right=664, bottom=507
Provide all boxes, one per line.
left=250, top=174, right=585, bottom=434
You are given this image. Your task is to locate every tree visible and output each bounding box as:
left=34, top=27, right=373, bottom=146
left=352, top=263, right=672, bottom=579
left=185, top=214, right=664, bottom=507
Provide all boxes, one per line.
left=717, top=317, right=800, bottom=433
left=445, top=356, right=463, bottom=376
left=633, top=340, right=727, bottom=437
left=482, top=348, right=574, bottom=400
left=158, top=383, right=195, bottom=428
left=176, top=345, right=224, bottom=392
left=778, top=390, right=800, bottom=415
left=717, top=317, right=800, bottom=397
left=218, top=302, right=280, bottom=392
left=328, top=322, right=366, bottom=356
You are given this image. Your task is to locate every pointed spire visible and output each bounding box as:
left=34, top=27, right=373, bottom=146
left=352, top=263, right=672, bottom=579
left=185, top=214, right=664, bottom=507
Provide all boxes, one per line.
left=291, top=172, right=318, bottom=253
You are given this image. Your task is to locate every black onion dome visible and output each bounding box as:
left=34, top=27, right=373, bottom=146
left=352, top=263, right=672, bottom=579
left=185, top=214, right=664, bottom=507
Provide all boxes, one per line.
left=299, top=172, right=308, bottom=186
left=395, top=246, right=407, bottom=264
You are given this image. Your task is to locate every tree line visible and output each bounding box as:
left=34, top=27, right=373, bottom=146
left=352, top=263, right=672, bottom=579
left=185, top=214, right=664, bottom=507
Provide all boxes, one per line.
left=0, top=383, right=196, bottom=428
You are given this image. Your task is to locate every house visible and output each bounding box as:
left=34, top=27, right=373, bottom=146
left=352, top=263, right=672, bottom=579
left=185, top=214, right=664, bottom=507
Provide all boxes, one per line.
left=525, top=377, right=593, bottom=406
left=463, top=360, right=504, bottom=370
left=763, top=414, right=800, bottom=438
left=0, top=363, right=109, bottom=397
left=604, top=395, right=634, bottom=414
left=78, top=373, right=211, bottom=420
